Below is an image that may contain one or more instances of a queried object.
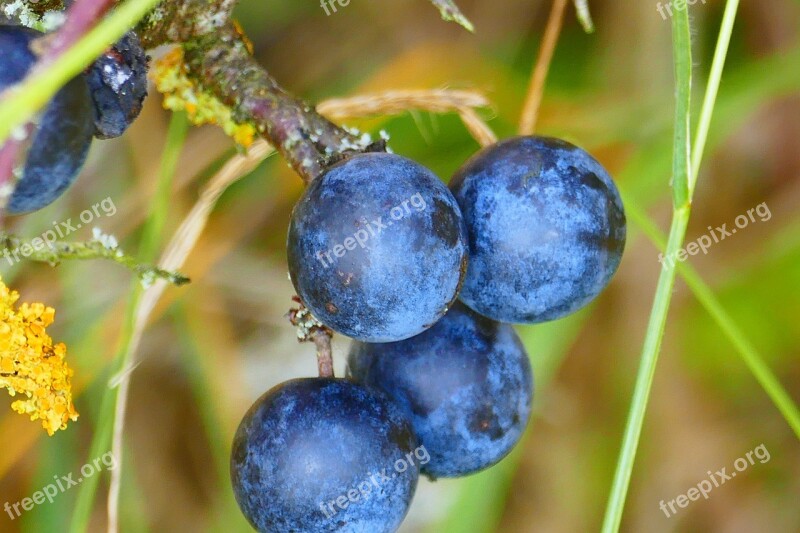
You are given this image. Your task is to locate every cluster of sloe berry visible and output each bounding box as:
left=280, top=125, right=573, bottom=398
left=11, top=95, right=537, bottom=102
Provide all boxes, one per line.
left=0, top=25, right=148, bottom=215
left=232, top=136, right=626, bottom=532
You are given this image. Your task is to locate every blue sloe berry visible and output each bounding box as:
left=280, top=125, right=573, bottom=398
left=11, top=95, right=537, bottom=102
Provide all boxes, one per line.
left=348, top=302, right=533, bottom=478
left=231, top=378, right=420, bottom=533
left=287, top=152, right=468, bottom=342
left=449, top=135, right=626, bottom=323
left=0, top=25, right=94, bottom=215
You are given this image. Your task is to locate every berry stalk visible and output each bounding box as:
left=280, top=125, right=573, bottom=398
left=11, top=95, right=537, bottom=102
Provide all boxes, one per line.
left=288, top=297, right=336, bottom=378
left=312, top=332, right=335, bottom=379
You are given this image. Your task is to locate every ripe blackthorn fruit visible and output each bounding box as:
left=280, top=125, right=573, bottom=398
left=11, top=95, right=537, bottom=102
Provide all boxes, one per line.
left=0, top=26, right=94, bottom=215
left=348, top=302, right=533, bottom=478
left=86, top=31, right=149, bottom=139
left=450, top=135, right=626, bottom=324
left=231, top=378, right=420, bottom=533
left=287, top=152, right=468, bottom=342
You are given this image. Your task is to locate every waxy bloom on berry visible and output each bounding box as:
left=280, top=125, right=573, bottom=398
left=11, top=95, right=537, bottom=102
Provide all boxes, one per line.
left=0, top=277, right=79, bottom=436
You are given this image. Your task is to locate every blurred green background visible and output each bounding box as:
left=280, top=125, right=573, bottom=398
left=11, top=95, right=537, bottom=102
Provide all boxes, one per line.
left=1, top=0, right=799, bottom=531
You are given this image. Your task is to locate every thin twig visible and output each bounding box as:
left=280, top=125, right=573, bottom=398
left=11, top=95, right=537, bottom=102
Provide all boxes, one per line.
left=105, top=137, right=274, bottom=533
left=40, top=0, right=115, bottom=59
left=182, top=25, right=365, bottom=183
left=519, top=0, right=569, bottom=135
left=0, top=230, right=189, bottom=286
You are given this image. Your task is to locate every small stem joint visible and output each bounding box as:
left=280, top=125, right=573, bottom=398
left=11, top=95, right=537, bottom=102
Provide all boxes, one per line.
left=287, top=296, right=335, bottom=378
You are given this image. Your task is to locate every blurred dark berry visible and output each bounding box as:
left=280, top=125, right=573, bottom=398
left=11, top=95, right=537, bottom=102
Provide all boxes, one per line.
left=0, top=25, right=94, bottom=215
left=86, top=31, right=149, bottom=139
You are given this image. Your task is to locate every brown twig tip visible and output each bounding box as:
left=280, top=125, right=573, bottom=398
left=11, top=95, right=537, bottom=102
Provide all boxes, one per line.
left=15, top=0, right=65, bottom=17
left=572, top=0, right=595, bottom=33
left=429, top=0, right=475, bottom=32
left=287, top=296, right=335, bottom=378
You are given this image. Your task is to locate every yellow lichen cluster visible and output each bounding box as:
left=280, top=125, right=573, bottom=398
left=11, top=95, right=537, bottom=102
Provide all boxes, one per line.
left=0, top=277, right=78, bottom=436
left=152, top=46, right=257, bottom=147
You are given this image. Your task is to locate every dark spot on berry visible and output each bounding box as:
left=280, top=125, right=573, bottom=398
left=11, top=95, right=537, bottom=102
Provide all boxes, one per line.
left=431, top=198, right=461, bottom=247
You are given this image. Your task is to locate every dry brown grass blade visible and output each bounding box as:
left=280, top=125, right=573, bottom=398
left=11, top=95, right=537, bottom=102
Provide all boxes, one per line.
left=457, top=106, right=497, bottom=147
left=519, top=0, right=569, bottom=135
left=106, top=88, right=497, bottom=532
left=319, top=89, right=496, bottom=148
left=106, top=138, right=277, bottom=532
left=317, top=89, right=490, bottom=118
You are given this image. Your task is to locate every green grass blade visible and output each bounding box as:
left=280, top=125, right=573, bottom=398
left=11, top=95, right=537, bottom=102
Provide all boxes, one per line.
left=68, top=113, right=189, bottom=533
left=626, top=203, right=800, bottom=439
left=601, top=213, right=691, bottom=533
left=140, top=114, right=190, bottom=262
left=600, top=7, right=694, bottom=533
left=68, top=371, right=119, bottom=532
left=690, top=0, right=741, bottom=191
left=0, top=0, right=163, bottom=144
left=602, top=0, right=746, bottom=528
left=670, top=10, right=692, bottom=209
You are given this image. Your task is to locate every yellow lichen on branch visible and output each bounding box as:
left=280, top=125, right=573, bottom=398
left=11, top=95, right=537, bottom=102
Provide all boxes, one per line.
left=0, top=277, right=78, bottom=436
left=152, top=46, right=257, bottom=147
